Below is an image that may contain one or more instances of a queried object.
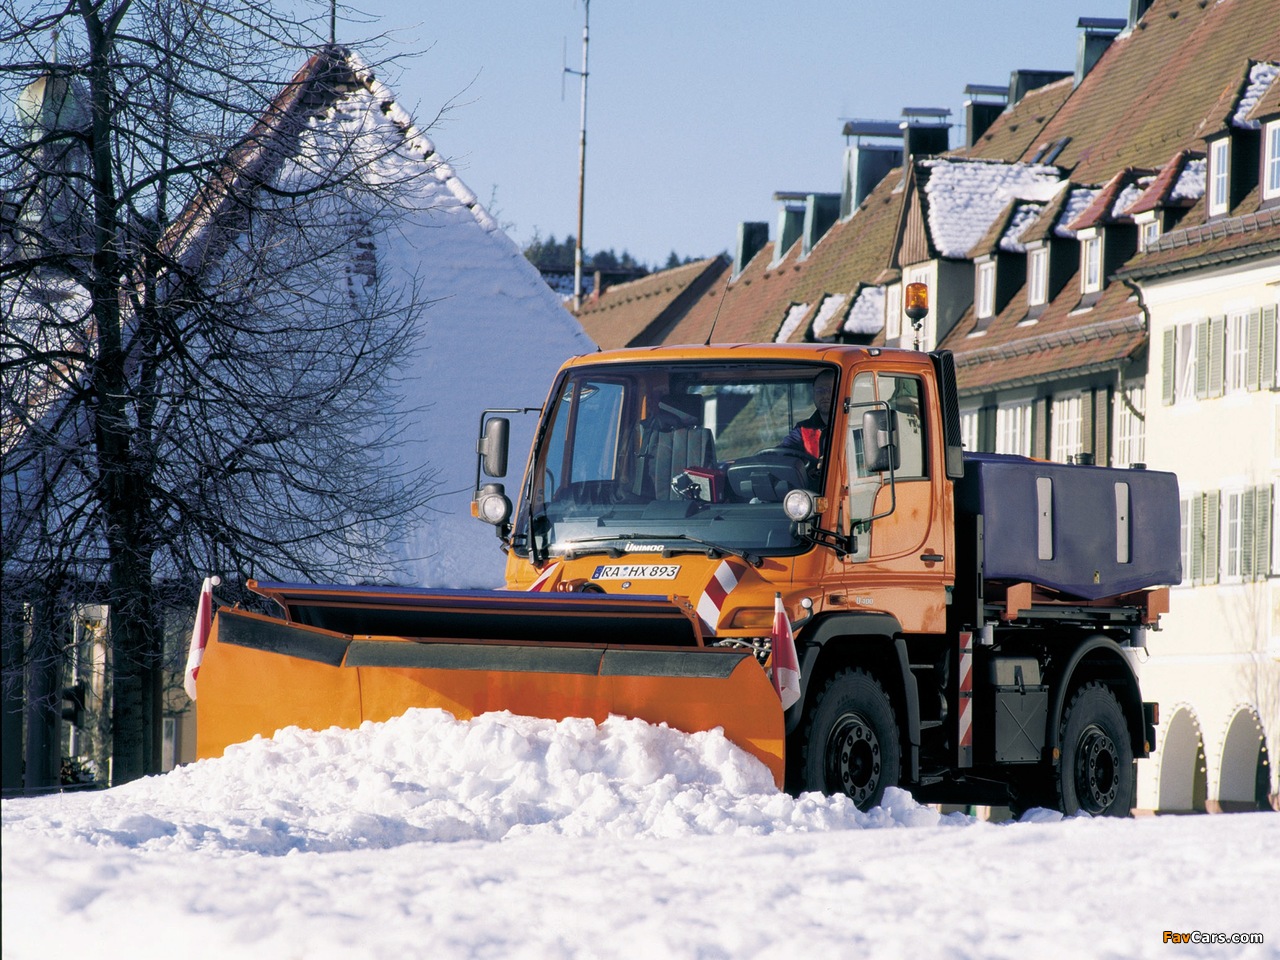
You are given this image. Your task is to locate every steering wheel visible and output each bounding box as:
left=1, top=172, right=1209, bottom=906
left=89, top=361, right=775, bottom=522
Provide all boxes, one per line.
left=757, top=446, right=819, bottom=468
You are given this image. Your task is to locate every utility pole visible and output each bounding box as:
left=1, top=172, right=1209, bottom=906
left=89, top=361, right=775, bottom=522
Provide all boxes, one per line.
left=565, top=1, right=589, bottom=311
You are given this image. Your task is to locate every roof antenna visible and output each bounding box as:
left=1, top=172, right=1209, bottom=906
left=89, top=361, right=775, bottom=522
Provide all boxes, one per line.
left=329, top=0, right=336, bottom=44
left=564, top=0, right=589, bottom=312
left=50, top=24, right=59, bottom=63
left=703, top=276, right=730, bottom=345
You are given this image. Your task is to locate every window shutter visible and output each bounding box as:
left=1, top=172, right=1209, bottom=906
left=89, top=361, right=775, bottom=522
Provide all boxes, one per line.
left=1093, top=387, right=1109, bottom=464
left=1162, top=327, right=1176, bottom=405
left=1190, top=493, right=1205, bottom=585
left=1256, top=483, right=1274, bottom=579
left=1194, top=319, right=1210, bottom=399
left=1241, top=487, right=1256, bottom=580
left=1262, top=304, right=1278, bottom=390
left=1204, top=490, right=1220, bottom=585
left=1032, top=399, right=1048, bottom=459
left=1208, top=315, right=1225, bottom=398
left=1246, top=308, right=1262, bottom=391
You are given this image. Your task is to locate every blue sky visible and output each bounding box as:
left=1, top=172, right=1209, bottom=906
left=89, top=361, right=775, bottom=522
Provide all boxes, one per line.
left=361, top=1, right=1128, bottom=268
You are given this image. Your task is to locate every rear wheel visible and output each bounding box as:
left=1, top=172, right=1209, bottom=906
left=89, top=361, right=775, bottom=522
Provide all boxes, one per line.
left=1056, top=682, right=1135, bottom=817
left=799, top=668, right=901, bottom=811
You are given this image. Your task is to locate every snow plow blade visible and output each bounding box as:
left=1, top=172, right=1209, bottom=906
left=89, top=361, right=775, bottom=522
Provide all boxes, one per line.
left=196, top=582, right=785, bottom=785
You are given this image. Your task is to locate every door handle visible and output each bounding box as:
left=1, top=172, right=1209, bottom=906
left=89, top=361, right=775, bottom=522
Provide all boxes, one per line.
left=920, top=553, right=944, bottom=563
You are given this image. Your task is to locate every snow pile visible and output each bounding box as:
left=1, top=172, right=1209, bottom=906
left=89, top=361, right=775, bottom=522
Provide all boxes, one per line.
left=0, top=710, right=971, bottom=855
left=920, top=158, right=1062, bottom=258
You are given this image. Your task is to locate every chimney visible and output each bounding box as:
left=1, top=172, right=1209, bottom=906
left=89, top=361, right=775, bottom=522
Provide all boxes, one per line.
left=1076, top=18, right=1125, bottom=86
left=733, top=221, right=768, bottom=276
left=1008, top=69, right=1073, bottom=107
left=963, top=84, right=1009, bottom=147
left=802, top=193, right=841, bottom=257
left=772, top=195, right=806, bottom=262
left=1128, top=0, right=1154, bottom=31
left=900, top=107, right=952, bottom=161
left=840, top=120, right=902, bottom=215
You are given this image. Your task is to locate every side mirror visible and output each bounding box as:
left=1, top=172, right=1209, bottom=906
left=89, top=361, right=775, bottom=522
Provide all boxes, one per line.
left=862, top=409, right=899, bottom=473
left=478, top=417, right=510, bottom=478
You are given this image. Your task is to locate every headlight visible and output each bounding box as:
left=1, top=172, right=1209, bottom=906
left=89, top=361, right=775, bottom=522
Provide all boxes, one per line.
left=783, top=488, right=816, bottom=522
left=473, top=483, right=512, bottom=525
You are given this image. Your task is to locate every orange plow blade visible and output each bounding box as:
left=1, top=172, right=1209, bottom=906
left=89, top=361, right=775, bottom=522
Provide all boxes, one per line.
left=196, top=583, right=785, bottom=786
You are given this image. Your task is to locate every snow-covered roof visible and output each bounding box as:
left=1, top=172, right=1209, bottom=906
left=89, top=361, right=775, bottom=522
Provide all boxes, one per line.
left=1232, top=61, right=1280, bottom=129
left=1054, top=187, right=1099, bottom=238
left=919, top=158, right=1063, bottom=258
left=775, top=302, right=811, bottom=342
left=843, top=286, right=884, bottom=335
left=998, top=202, right=1046, bottom=254
left=809, top=293, right=850, bottom=339
left=1170, top=157, right=1206, bottom=202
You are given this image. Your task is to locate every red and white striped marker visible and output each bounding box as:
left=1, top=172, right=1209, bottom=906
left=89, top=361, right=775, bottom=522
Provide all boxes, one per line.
left=695, top=559, right=746, bottom=634
left=957, top=630, right=974, bottom=767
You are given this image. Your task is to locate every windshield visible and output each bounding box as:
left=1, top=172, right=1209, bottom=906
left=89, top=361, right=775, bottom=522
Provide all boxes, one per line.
left=516, top=361, right=839, bottom=558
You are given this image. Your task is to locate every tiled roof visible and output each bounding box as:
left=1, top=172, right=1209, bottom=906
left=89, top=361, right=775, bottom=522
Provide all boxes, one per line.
left=919, top=158, right=1062, bottom=258
left=573, top=256, right=728, bottom=349
left=1119, top=206, right=1280, bottom=279
left=1067, top=168, right=1155, bottom=230
left=1126, top=150, right=1203, bottom=214
left=966, top=78, right=1074, bottom=162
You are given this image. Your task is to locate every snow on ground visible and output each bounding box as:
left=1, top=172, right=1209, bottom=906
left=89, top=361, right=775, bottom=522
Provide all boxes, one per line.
left=3, top=710, right=1277, bottom=959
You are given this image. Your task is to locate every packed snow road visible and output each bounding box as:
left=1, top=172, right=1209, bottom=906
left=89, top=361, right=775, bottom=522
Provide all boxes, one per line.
left=2, top=709, right=1276, bottom=959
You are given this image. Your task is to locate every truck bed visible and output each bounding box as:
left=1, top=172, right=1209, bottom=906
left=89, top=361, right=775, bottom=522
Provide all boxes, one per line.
left=955, top=453, right=1181, bottom=601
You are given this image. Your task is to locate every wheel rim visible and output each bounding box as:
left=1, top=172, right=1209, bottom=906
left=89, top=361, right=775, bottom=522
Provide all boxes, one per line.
left=826, top=711, right=882, bottom=807
left=1073, top=723, right=1120, bottom=814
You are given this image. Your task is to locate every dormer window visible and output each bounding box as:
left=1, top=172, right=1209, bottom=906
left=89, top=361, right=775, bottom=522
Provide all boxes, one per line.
left=975, top=260, right=996, bottom=319
left=1080, top=230, right=1103, bottom=294
left=1209, top=138, right=1230, bottom=216
left=1027, top=246, right=1048, bottom=306
left=885, top=283, right=902, bottom=341
left=1137, top=214, right=1161, bottom=251
left=1265, top=120, right=1280, bottom=202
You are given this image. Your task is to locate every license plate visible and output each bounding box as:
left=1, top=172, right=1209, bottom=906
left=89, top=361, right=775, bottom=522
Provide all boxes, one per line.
left=591, top=564, right=681, bottom=580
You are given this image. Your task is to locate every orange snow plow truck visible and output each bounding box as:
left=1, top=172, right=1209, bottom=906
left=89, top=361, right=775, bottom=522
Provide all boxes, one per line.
left=198, top=327, right=1180, bottom=816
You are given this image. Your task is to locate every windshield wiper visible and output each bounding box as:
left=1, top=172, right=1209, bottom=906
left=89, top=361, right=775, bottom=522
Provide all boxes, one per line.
left=657, top=534, right=761, bottom=567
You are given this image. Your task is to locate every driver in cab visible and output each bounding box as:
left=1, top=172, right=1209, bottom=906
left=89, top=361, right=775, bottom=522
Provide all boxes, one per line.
left=778, top=369, right=835, bottom=470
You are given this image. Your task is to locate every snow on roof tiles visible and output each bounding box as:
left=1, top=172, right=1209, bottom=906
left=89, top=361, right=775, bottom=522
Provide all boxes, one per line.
left=843, top=286, right=884, bottom=335
left=920, top=158, right=1062, bottom=258
left=1055, top=187, right=1099, bottom=238
left=999, top=201, right=1046, bottom=253
left=809, top=293, right=850, bottom=339
left=1232, top=61, right=1280, bottom=129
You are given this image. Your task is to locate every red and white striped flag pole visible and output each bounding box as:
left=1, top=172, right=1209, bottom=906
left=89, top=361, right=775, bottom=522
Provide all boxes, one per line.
left=183, top=575, right=221, bottom=701
left=771, top=592, right=801, bottom=710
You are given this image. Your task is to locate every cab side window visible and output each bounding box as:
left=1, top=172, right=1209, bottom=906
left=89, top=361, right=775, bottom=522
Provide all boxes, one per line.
left=878, top=374, right=927, bottom=480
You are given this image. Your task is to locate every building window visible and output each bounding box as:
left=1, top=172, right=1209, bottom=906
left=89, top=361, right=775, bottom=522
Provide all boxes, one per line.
left=1227, top=312, right=1249, bottom=393
left=1082, top=235, right=1102, bottom=293
left=1185, top=491, right=1221, bottom=586
left=1139, top=218, right=1160, bottom=251
left=1027, top=247, right=1047, bottom=306
left=1051, top=392, right=1084, bottom=463
left=1112, top=382, right=1145, bottom=467
left=995, top=400, right=1032, bottom=457
left=1209, top=138, right=1230, bottom=216
left=960, top=408, right=981, bottom=452
left=1265, top=121, right=1280, bottom=201
left=885, top=284, right=901, bottom=341
left=975, top=261, right=995, bottom=319
left=1223, top=490, right=1245, bottom=581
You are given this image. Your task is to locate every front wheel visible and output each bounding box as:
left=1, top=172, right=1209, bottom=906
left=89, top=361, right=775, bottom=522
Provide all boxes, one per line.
left=1056, top=682, right=1135, bottom=817
left=797, top=668, right=901, bottom=811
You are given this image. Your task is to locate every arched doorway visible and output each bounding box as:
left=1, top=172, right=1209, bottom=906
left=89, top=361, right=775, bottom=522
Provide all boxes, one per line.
left=1158, top=707, right=1207, bottom=813
left=1218, top=707, right=1274, bottom=812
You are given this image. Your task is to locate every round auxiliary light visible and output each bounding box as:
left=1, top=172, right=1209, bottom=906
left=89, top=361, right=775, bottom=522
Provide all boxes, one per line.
left=783, top=488, right=817, bottom=522
left=476, top=487, right=512, bottom=525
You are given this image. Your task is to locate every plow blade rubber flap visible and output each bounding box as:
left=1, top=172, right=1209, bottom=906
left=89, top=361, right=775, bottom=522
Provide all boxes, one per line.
left=197, top=591, right=785, bottom=786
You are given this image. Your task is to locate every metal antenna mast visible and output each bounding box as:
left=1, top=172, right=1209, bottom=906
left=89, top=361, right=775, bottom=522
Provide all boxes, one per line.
left=565, top=1, right=589, bottom=311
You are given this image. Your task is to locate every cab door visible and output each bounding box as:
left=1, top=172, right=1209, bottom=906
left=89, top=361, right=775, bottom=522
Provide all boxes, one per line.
left=843, top=368, right=951, bottom=633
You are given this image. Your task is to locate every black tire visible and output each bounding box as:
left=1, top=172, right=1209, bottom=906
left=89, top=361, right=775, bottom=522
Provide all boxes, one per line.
left=798, top=668, right=901, bottom=811
left=1056, top=682, right=1135, bottom=817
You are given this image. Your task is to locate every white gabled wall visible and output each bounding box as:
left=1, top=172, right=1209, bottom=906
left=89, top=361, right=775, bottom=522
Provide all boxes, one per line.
left=1138, top=257, right=1280, bottom=812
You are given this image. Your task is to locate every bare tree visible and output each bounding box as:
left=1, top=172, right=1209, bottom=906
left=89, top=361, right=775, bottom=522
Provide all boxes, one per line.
left=2, top=0, right=438, bottom=787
